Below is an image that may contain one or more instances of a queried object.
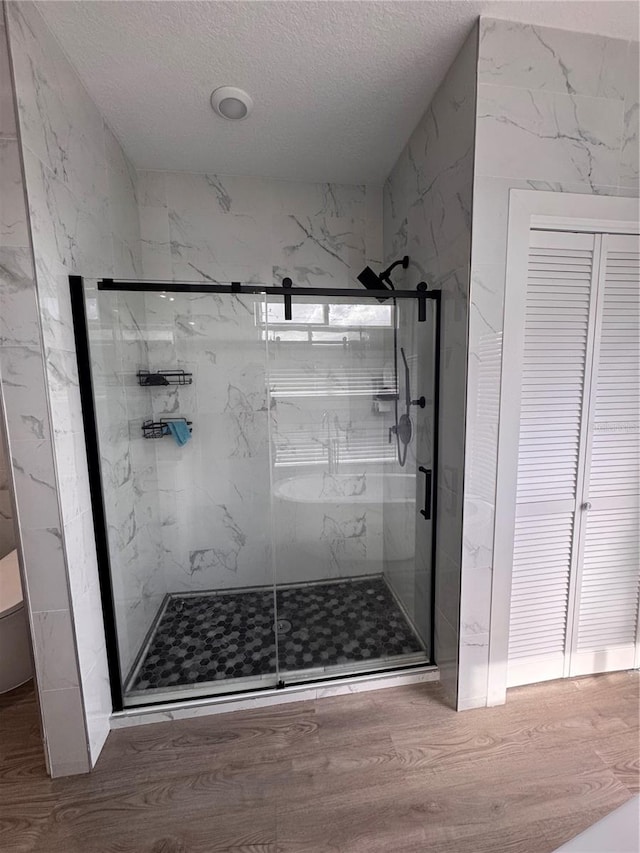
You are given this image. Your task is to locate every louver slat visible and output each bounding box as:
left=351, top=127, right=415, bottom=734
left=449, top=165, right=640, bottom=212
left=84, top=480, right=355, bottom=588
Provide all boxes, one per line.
left=516, top=239, right=592, bottom=505
left=508, top=235, right=594, bottom=682
left=576, top=509, right=639, bottom=652
left=508, top=232, right=639, bottom=688
left=576, top=241, right=640, bottom=659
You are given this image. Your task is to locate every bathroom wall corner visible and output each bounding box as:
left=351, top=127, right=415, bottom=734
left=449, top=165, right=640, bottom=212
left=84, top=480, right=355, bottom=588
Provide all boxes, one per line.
left=382, top=21, right=479, bottom=708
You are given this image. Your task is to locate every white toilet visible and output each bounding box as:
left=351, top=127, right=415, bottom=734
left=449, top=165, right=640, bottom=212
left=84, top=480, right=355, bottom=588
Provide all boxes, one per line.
left=0, top=550, right=32, bottom=693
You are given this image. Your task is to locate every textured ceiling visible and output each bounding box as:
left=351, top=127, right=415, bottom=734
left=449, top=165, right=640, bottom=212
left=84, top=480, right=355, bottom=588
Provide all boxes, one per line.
left=36, top=0, right=640, bottom=184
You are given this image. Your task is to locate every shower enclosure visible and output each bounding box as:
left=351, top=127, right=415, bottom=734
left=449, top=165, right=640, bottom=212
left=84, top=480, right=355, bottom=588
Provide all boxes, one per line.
left=71, top=276, right=440, bottom=709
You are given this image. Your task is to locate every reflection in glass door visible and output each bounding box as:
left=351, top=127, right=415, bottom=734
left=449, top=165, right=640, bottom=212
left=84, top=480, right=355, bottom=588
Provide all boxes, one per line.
left=266, top=293, right=435, bottom=684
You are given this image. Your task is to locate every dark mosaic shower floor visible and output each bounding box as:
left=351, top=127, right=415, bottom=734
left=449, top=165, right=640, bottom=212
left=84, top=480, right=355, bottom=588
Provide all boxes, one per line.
left=130, top=577, right=424, bottom=692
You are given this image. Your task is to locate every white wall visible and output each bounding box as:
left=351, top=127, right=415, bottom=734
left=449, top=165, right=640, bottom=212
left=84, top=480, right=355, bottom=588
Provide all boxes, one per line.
left=459, top=18, right=639, bottom=710
left=383, top=26, right=478, bottom=704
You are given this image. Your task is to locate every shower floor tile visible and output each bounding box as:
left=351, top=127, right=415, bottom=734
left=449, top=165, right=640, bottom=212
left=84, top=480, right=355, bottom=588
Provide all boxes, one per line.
left=130, top=577, right=424, bottom=693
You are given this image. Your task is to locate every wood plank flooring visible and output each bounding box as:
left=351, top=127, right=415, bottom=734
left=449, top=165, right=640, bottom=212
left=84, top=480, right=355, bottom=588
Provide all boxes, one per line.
left=0, top=672, right=638, bottom=852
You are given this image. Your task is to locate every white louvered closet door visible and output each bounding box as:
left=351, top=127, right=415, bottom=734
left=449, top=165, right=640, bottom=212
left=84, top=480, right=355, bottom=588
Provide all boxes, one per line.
left=569, top=234, right=640, bottom=676
left=507, top=230, right=640, bottom=688
left=507, top=231, right=598, bottom=687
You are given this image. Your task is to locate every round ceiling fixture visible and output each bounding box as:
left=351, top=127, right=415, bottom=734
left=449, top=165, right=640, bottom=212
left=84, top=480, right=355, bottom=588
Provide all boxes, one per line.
left=210, top=86, right=253, bottom=121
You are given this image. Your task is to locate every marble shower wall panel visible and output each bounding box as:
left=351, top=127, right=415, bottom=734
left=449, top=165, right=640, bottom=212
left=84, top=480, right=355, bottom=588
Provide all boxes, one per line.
left=270, top=333, right=389, bottom=586
left=143, top=292, right=273, bottom=594
left=105, top=127, right=143, bottom=279
left=6, top=0, right=146, bottom=763
left=459, top=18, right=639, bottom=710
left=137, top=172, right=387, bottom=592
left=142, top=284, right=391, bottom=593
left=119, top=299, right=165, bottom=670
left=138, top=169, right=383, bottom=286
left=383, top=26, right=478, bottom=703
left=0, top=7, right=91, bottom=776
left=89, top=288, right=164, bottom=680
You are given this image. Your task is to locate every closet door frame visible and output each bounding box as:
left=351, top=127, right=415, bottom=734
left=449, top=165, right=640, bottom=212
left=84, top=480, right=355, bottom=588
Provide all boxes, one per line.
left=487, top=191, right=639, bottom=707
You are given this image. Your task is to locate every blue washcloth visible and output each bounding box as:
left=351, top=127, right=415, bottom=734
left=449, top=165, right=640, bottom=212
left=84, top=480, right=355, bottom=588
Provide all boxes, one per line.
left=166, top=420, right=191, bottom=447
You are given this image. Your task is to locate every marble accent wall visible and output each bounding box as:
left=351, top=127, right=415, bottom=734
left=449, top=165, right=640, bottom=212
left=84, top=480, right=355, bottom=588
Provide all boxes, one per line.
left=138, top=170, right=382, bottom=285
left=268, top=319, right=393, bottom=588
left=0, top=4, right=91, bottom=775
left=88, top=287, right=165, bottom=682
left=383, top=26, right=478, bottom=704
left=459, top=18, right=639, bottom=709
left=134, top=171, right=391, bottom=602
left=4, top=0, right=150, bottom=766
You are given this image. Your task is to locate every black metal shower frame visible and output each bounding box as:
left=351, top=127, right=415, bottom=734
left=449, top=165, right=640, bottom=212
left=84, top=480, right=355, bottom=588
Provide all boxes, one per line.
left=70, top=275, right=441, bottom=712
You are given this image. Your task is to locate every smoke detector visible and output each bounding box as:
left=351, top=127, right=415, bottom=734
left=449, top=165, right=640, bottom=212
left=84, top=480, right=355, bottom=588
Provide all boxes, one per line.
left=210, top=86, right=253, bottom=120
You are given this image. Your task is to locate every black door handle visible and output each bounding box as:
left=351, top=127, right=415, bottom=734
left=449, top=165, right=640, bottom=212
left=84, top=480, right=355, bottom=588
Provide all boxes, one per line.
left=418, top=466, right=432, bottom=520
left=282, top=277, right=293, bottom=321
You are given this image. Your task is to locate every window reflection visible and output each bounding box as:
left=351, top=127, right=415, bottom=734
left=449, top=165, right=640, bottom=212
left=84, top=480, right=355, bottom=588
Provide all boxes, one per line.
left=258, top=301, right=393, bottom=338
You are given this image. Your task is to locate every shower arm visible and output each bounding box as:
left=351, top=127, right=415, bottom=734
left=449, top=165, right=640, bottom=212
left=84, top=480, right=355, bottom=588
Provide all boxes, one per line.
left=379, top=257, right=408, bottom=289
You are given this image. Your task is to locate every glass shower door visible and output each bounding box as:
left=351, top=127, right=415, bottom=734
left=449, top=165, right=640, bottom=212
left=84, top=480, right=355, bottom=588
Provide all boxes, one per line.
left=84, top=283, right=280, bottom=706
left=265, top=292, right=435, bottom=684
left=80, top=279, right=436, bottom=707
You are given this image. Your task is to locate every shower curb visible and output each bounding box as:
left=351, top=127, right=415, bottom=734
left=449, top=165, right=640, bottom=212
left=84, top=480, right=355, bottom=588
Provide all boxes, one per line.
left=109, top=665, right=440, bottom=729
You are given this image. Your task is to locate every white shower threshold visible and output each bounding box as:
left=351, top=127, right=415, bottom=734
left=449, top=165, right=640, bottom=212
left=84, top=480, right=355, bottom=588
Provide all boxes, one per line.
left=110, top=665, right=440, bottom=729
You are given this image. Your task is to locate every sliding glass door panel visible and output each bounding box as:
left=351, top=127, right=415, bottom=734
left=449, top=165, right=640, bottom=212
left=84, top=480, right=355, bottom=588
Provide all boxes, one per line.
left=84, top=282, right=279, bottom=706
left=266, top=293, right=435, bottom=683
left=77, top=279, right=438, bottom=707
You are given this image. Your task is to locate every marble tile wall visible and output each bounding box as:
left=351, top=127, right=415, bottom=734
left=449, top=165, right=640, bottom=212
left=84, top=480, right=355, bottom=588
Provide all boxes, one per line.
left=383, top=26, right=478, bottom=704
left=4, top=0, right=152, bottom=766
left=459, top=18, right=639, bottom=709
left=268, top=327, right=393, bottom=588
left=87, top=286, right=165, bottom=682
left=0, top=4, right=91, bottom=775
left=138, top=170, right=382, bottom=285
left=138, top=290, right=274, bottom=598
left=136, top=173, right=389, bottom=599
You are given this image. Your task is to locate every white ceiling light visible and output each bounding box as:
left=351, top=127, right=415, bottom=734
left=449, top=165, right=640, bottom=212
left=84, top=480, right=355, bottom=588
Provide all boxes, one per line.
left=210, top=86, right=253, bottom=121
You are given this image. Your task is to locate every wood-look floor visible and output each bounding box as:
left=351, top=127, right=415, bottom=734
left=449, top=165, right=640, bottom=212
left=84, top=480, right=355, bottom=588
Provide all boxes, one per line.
left=1, top=672, right=638, bottom=853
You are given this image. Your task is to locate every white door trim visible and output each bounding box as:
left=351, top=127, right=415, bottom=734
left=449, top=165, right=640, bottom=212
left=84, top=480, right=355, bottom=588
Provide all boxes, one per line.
left=487, top=190, right=639, bottom=707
